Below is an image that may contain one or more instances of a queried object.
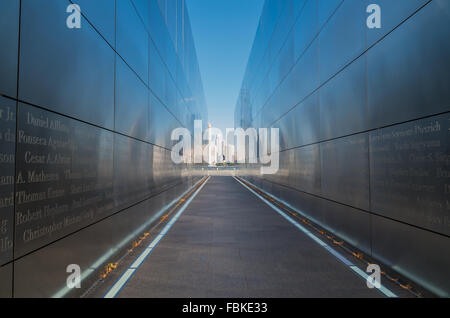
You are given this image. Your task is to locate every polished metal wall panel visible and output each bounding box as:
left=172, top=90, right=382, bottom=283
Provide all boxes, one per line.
left=277, top=181, right=322, bottom=223
left=371, top=215, right=450, bottom=297
left=293, top=0, right=318, bottom=62
left=148, top=0, right=171, bottom=68
left=261, top=178, right=276, bottom=198
left=14, top=180, right=193, bottom=298
left=267, top=53, right=281, bottom=98
left=173, top=91, right=185, bottom=129
left=0, top=98, right=15, bottom=266
left=149, top=38, right=167, bottom=104
left=149, top=92, right=179, bottom=149
left=284, top=38, right=319, bottom=110
left=14, top=103, right=114, bottom=258
left=262, top=40, right=319, bottom=126
left=116, top=0, right=149, bottom=84
left=275, top=93, right=320, bottom=151
left=177, top=91, right=190, bottom=129
left=367, top=0, right=450, bottom=129
left=267, top=7, right=294, bottom=91
left=150, top=144, right=164, bottom=189
left=166, top=148, right=182, bottom=185
left=370, top=113, right=450, bottom=236
left=164, top=73, right=178, bottom=116
left=164, top=42, right=178, bottom=85
left=292, top=0, right=307, bottom=17
left=0, top=0, right=206, bottom=297
left=290, top=145, right=321, bottom=195
left=76, top=0, right=115, bottom=47
left=365, top=0, right=429, bottom=48
left=278, top=1, right=296, bottom=52
left=176, top=1, right=184, bottom=59
left=264, top=150, right=289, bottom=187
left=166, top=0, right=177, bottom=46
left=263, top=150, right=290, bottom=190
left=177, top=65, right=190, bottom=107
left=277, top=35, right=295, bottom=88
left=319, top=56, right=367, bottom=140
left=113, top=134, right=150, bottom=210
left=237, top=0, right=449, bottom=295
left=320, top=133, right=370, bottom=211
left=317, top=0, right=342, bottom=30
left=318, top=198, right=371, bottom=253
left=0, top=263, right=12, bottom=298
left=19, top=0, right=115, bottom=129
left=115, top=57, right=149, bottom=141
left=318, top=0, right=365, bottom=84
left=132, top=0, right=151, bottom=32
left=0, top=0, right=19, bottom=98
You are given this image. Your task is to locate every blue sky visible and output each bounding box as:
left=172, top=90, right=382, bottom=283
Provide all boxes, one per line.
left=186, top=0, right=264, bottom=132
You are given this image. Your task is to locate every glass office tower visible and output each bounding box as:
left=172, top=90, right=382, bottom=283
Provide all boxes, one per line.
left=0, top=0, right=207, bottom=297
left=236, top=0, right=449, bottom=296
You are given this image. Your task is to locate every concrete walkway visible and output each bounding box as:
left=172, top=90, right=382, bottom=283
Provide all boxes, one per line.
left=116, top=177, right=380, bottom=297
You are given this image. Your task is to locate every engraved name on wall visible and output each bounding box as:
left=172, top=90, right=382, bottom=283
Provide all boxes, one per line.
left=14, top=104, right=114, bottom=256
left=370, top=114, right=450, bottom=236
left=0, top=98, right=15, bottom=264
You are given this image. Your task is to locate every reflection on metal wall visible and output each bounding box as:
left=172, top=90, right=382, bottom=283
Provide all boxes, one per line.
left=0, top=0, right=207, bottom=297
left=235, top=0, right=449, bottom=296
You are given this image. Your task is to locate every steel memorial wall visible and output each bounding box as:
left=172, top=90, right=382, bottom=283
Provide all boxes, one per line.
left=235, top=0, right=449, bottom=296
left=0, top=0, right=207, bottom=297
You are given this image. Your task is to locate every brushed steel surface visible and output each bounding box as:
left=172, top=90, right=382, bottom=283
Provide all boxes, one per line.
left=235, top=0, right=450, bottom=295
left=320, top=133, right=370, bottom=211
left=113, top=134, right=150, bottom=211
left=365, top=0, right=430, bottom=48
left=371, top=214, right=450, bottom=297
left=116, top=0, right=149, bottom=84
left=318, top=0, right=365, bottom=84
left=149, top=39, right=167, bottom=107
left=319, top=55, right=367, bottom=140
left=293, top=0, right=318, bottom=63
left=274, top=92, right=320, bottom=150
left=76, top=0, right=115, bottom=47
left=132, top=0, right=150, bottom=32
left=0, top=0, right=19, bottom=98
left=149, top=92, right=179, bottom=149
left=19, top=0, right=115, bottom=129
left=236, top=0, right=449, bottom=296
left=370, top=113, right=450, bottom=236
left=367, top=0, right=450, bottom=129
left=290, top=144, right=322, bottom=195
left=1, top=0, right=206, bottom=297
left=0, top=97, right=15, bottom=266
left=14, top=103, right=114, bottom=258
left=115, top=57, right=149, bottom=141
left=262, top=39, right=319, bottom=127
left=317, top=0, right=342, bottom=30
left=0, top=263, right=12, bottom=298
left=13, top=181, right=193, bottom=298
